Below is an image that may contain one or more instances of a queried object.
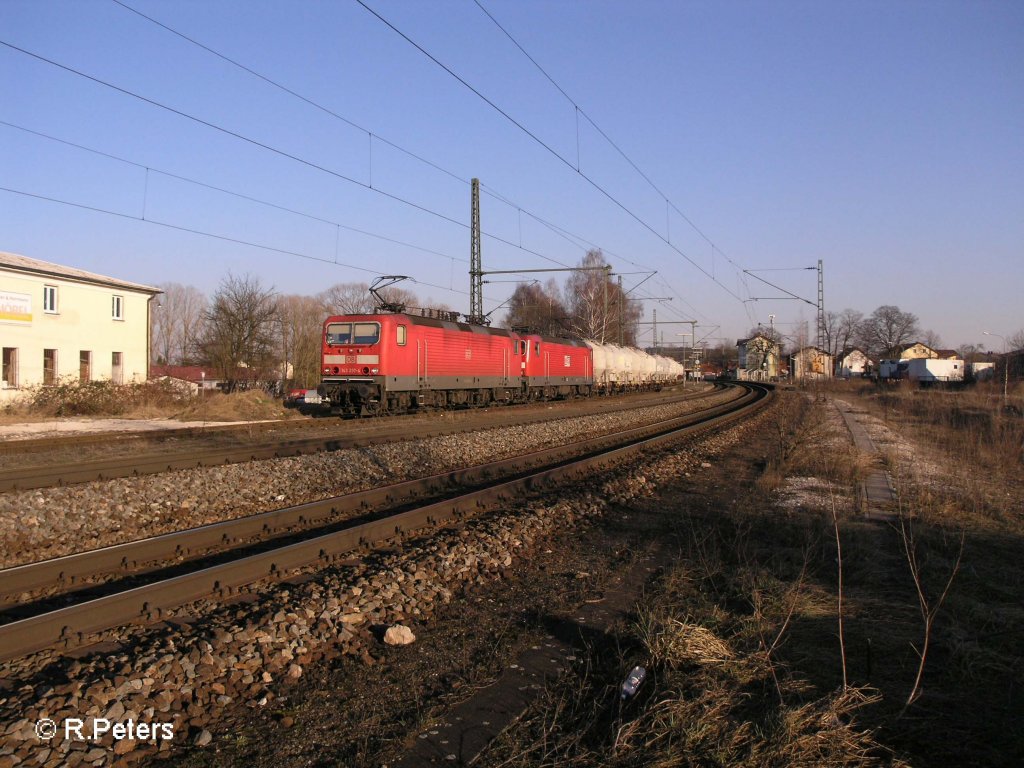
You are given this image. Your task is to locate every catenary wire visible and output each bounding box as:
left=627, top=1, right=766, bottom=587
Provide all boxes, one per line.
left=0, top=39, right=593, bottom=277
left=106, top=0, right=686, bottom=296
left=356, top=0, right=745, bottom=302
left=0, top=185, right=485, bottom=303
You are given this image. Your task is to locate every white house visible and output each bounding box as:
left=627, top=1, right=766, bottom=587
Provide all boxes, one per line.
left=0, top=251, right=160, bottom=401
left=835, top=347, right=871, bottom=378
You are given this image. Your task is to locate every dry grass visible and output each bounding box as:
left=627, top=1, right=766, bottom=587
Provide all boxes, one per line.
left=3, top=376, right=193, bottom=417
left=174, top=389, right=297, bottom=422
left=482, top=388, right=1023, bottom=768
left=1, top=378, right=298, bottom=423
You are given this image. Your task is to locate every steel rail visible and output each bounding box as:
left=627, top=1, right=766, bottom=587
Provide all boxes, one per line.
left=0, top=386, right=744, bottom=605
left=0, top=415, right=331, bottom=456
left=0, top=386, right=716, bottom=492
left=0, top=383, right=769, bottom=662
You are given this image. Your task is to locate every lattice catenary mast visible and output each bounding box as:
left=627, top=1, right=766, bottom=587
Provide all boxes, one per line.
left=816, top=259, right=825, bottom=352
left=468, top=178, right=484, bottom=325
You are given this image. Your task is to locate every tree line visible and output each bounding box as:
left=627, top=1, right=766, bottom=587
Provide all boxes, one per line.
left=151, top=250, right=642, bottom=390
left=152, top=262, right=1023, bottom=391
left=748, top=304, right=1024, bottom=365
left=151, top=274, right=450, bottom=390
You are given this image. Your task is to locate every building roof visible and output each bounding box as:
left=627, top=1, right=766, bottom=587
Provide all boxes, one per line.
left=151, top=365, right=268, bottom=383
left=151, top=365, right=219, bottom=382
left=0, top=251, right=161, bottom=294
left=736, top=333, right=778, bottom=346
left=838, top=346, right=867, bottom=357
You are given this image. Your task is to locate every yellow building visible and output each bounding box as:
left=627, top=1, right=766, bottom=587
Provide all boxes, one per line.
left=0, top=251, right=160, bottom=401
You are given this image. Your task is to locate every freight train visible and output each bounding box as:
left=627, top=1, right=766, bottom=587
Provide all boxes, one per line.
left=317, top=311, right=685, bottom=416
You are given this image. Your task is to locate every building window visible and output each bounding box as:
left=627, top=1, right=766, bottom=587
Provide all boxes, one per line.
left=2, top=348, right=17, bottom=389
left=43, top=349, right=57, bottom=385
left=80, top=351, right=91, bottom=382
left=112, top=295, right=124, bottom=321
left=112, top=351, right=123, bottom=385
left=43, top=285, right=58, bottom=314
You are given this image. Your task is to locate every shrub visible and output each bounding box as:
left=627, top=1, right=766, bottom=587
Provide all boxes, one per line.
left=20, top=376, right=194, bottom=417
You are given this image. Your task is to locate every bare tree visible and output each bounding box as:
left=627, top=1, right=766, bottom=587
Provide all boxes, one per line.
left=276, top=294, right=327, bottom=389
left=564, top=250, right=638, bottom=343
left=957, top=343, right=986, bottom=363
left=198, top=274, right=278, bottom=391
left=835, top=309, right=864, bottom=356
left=375, top=285, right=420, bottom=312
left=505, top=280, right=571, bottom=337
left=858, top=305, right=920, bottom=358
left=1008, top=329, right=1024, bottom=351
left=822, top=310, right=840, bottom=360
left=319, top=282, right=374, bottom=315
left=921, top=329, right=943, bottom=350
left=822, top=308, right=864, bottom=361
left=422, top=297, right=454, bottom=312
left=151, top=283, right=207, bottom=365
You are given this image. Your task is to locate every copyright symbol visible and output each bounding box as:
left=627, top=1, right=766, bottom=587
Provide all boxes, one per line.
left=35, top=718, right=57, bottom=740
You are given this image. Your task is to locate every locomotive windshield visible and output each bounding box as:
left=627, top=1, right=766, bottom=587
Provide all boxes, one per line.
left=353, top=322, right=380, bottom=345
left=326, top=322, right=380, bottom=346
left=326, top=323, right=352, bottom=346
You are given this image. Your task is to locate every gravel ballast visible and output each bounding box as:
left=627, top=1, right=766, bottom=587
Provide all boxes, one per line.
left=0, top=392, right=736, bottom=568
left=0, top=399, right=770, bottom=768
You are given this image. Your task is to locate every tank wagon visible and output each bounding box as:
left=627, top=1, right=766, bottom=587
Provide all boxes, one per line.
left=318, top=312, right=686, bottom=416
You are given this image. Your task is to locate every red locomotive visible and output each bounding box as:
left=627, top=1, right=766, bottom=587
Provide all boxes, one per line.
left=318, top=312, right=593, bottom=416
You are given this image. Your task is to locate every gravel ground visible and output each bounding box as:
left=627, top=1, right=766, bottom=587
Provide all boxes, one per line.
left=0, top=392, right=768, bottom=768
left=0, top=391, right=735, bottom=569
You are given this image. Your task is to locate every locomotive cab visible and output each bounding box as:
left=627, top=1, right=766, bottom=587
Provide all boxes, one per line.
left=319, top=318, right=388, bottom=415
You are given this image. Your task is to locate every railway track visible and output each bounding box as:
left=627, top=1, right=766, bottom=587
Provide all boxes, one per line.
left=0, top=383, right=770, bottom=663
left=0, top=385, right=717, bottom=491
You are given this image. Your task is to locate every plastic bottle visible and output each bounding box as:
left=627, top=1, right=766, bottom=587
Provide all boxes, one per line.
left=620, top=665, right=646, bottom=700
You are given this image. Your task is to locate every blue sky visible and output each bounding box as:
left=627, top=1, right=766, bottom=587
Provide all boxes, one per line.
left=2, top=0, right=1021, bottom=350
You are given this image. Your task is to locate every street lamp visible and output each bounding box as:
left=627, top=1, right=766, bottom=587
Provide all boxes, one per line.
left=983, top=331, right=1008, bottom=406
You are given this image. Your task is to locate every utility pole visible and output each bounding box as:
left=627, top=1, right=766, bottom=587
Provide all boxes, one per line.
left=653, top=308, right=657, bottom=354
left=468, top=178, right=484, bottom=325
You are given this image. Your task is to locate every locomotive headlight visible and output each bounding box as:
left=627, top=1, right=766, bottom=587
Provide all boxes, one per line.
left=371, top=368, right=379, bottom=374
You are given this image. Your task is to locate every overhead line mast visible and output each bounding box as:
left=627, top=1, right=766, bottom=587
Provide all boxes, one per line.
left=817, top=259, right=825, bottom=352
left=469, top=178, right=485, bottom=325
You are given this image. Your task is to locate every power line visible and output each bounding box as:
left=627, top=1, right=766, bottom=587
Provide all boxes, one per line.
left=110, top=0, right=467, bottom=188
left=472, top=1, right=749, bottom=278
left=0, top=38, right=590, bottom=276
left=356, top=0, right=745, bottom=303
left=108, top=0, right=693, bottom=292
left=473, top=0, right=752, bottom=287
left=0, top=184, right=483, bottom=302
left=107, top=0, right=577, bottom=272
left=0, top=120, right=460, bottom=264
